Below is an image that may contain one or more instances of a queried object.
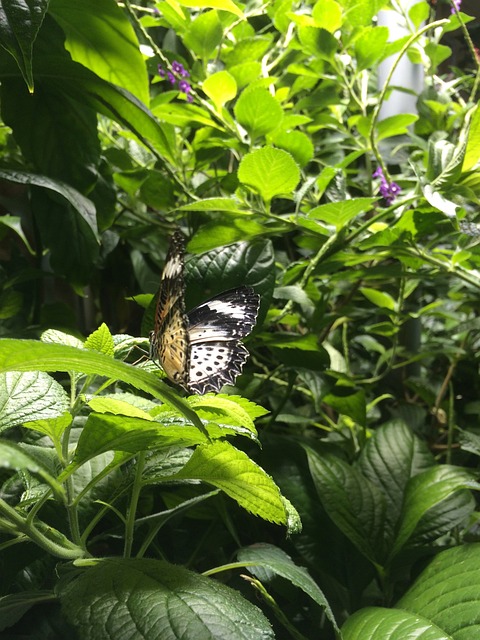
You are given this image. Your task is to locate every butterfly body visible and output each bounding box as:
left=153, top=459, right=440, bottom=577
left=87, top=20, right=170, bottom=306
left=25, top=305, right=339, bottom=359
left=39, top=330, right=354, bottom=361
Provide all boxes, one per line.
left=149, top=232, right=259, bottom=394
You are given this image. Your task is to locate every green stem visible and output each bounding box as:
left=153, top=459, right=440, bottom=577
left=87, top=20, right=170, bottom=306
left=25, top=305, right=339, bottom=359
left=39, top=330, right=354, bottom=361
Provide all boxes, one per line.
left=124, top=451, right=146, bottom=558
left=0, top=499, right=84, bottom=559
left=369, top=18, right=449, bottom=179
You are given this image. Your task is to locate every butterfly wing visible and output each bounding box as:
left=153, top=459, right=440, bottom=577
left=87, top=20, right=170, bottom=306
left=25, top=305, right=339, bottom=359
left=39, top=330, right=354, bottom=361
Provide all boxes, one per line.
left=186, top=286, right=260, bottom=394
left=149, top=231, right=190, bottom=389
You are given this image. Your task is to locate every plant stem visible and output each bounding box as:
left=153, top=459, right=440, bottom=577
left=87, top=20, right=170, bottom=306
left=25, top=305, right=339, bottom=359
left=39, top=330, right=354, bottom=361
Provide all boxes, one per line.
left=124, top=451, right=146, bottom=558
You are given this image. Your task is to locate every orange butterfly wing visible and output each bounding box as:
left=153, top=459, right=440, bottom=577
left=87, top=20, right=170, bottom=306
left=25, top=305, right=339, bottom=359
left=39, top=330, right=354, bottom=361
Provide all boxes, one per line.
left=149, top=231, right=190, bottom=389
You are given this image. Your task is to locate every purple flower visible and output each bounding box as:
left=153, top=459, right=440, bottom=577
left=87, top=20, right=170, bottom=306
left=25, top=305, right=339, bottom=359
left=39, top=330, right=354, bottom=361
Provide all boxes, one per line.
left=172, top=60, right=190, bottom=78
left=373, top=167, right=401, bottom=205
left=451, top=0, right=461, bottom=13
left=157, top=65, right=166, bottom=78
left=167, top=71, right=176, bottom=85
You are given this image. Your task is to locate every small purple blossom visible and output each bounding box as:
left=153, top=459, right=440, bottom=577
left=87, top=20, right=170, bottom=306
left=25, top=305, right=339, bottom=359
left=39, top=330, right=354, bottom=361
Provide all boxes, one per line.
left=373, top=167, right=401, bottom=205
left=158, top=60, right=194, bottom=102
left=178, top=79, right=193, bottom=102
left=451, top=0, right=461, bottom=13
left=172, top=60, right=190, bottom=78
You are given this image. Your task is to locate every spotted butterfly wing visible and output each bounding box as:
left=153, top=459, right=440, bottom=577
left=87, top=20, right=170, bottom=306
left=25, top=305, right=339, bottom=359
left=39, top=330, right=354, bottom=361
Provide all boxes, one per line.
left=187, top=287, right=259, bottom=394
left=149, top=231, right=190, bottom=389
left=150, top=231, right=260, bottom=394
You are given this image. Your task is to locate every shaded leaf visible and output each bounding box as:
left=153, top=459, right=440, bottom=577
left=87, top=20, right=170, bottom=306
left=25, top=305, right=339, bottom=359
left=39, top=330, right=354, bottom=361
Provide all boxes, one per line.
left=0, top=371, right=69, bottom=433
left=59, top=558, right=274, bottom=639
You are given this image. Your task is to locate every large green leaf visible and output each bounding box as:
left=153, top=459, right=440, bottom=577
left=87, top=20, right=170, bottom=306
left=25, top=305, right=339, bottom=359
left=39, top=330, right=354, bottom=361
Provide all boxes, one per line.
left=58, top=558, right=274, bottom=639
left=0, top=170, right=97, bottom=238
left=49, top=0, right=149, bottom=105
left=358, top=420, right=434, bottom=545
left=305, top=447, right=386, bottom=564
left=0, top=371, right=69, bottom=433
left=0, top=27, right=175, bottom=166
left=398, top=544, right=480, bottom=638
left=237, top=543, right=339, bottom=633
left=183, top=9, right=223, bottom=60
left=234, top=87, right=284, bottom=140
left=0, top=0, right=48, bottom=91
left=0, top=339, right=208, bottom=437
left=342, top=607, right=451, bottom=639
left=238, top=147, right=300, bottom=203
left=185, top=238, right=275, bottom=314
left=174, top=441, right=289, bottom=525
left=0, top=439, right=64, bottom=499
left=390, top=466, right=479, bottom=559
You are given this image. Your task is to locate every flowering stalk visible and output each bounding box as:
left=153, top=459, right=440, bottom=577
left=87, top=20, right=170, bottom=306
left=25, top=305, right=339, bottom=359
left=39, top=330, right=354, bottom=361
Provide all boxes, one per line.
left=372, top=167, right=401, bottom=205
left=158, top=60, right=194, bottom=103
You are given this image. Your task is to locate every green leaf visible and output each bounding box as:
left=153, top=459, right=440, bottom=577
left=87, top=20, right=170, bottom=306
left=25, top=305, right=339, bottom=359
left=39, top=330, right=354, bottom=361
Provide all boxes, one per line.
left=234, top=88, right=284, bottom=140
left=188, top=394, right=264, bottom=437
left=0, top=214, right=34, bottom=253
left=49, top=0, right=149, bottom=105
left=59, top=558, right=274, bottom=639
left=298, top=27, right=337, bottom=60
left=0, top=371, right=69, bottom=433
left=23, top=412, right=72, bottom=441
left=176, top=0, right=243, bottom=18
left=0, top=170, right=97, bottom=239
left=376, top=114, right=418, bottom=141
left=72, top=413, right=204, bottom=463
left=84, top=323, right=115, bottom=356
left=0, top=339, right=209, bottom=437
left=422, top=184, right=458, bottom=219
left=358, top=420, right=434, bottom=546
left=175, top=441, right=289, bottom=524
left=203, top=70, right=237, bottom=109
left=183, top=10, right=223, bottom=60
left=87, top=397, right=154, bottom=420
left=184, top=220, right=268, bottom=252
left=463, top=104, right=480, bottom=172
left=305, top=447, right=386, bottom=564
left=312, top=0, right=343, bottom=32
left=323, top=386, right=367, bottom=427
left=342, top=607, right=450, bottom=639
left=0, top=591, right=54, bottom=633
left=185, top=238, right=275, bottom=312
left=0, top=40, right=175, bottom=164
left=354, top=26, right=389, bottom=71
left=0, top=290, right=23, bottom=319
left=396, top=544, right=480, bottom=637
left=237, top=543, right=339, bottom=633
left=391, top=466, right=479, bottom=558
left=0, top=0, right=48, bottom=91
left=409, top=0, right=430, bottom=30
left=176, top=197, right=251, bottom=215
left=238, top=147, right=300, bottom=203
left=360, top=287, right=396, bottom=311
left=0, top=439, right=65, bottom=499
left=223, top=36, right=272, bottom=66
left=307, top=198, right=376, bottom=230
left=269, top=130, right=314, bottom=167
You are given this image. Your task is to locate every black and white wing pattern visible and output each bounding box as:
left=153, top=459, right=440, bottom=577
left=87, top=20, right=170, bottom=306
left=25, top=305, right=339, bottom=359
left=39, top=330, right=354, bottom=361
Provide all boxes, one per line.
left=187, top=286, right=260, bottom=394
left=149, top=231, right=260, bottom=395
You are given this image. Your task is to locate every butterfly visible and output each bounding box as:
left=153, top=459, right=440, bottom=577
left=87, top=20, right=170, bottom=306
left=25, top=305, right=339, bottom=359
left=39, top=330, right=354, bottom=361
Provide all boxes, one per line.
left=149, top=231, right=260, bottom=394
